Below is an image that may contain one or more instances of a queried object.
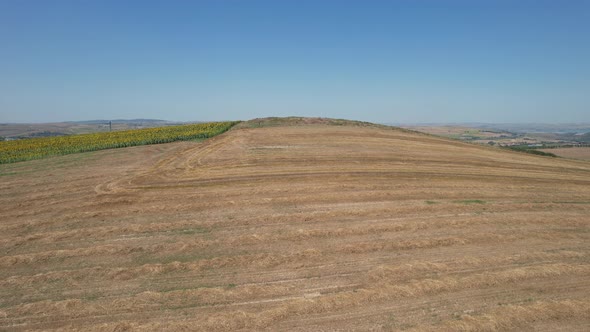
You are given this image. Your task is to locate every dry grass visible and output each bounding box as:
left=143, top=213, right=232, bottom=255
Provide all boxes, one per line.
left=408, top=300, right=590, bottom=331
left=540, top=147, right=590, bottom=161
left=1, top=119, right=589, bottom=331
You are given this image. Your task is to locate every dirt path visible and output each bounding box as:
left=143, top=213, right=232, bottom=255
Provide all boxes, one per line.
left=1, top=124, right=589, bottom=331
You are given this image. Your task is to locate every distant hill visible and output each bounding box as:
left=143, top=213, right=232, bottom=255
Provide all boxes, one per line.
left=470, top=123, right=590, bottom=134
left=0, top=119, right=197, bottom=139
left=390, top=122, right=590, bottom=134
left=67, top=119, right=171, bottom=125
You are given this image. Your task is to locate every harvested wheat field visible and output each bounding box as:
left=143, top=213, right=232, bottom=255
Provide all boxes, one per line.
left=1, top=118, right=590, bottom=331
left=539, top=147, right=590, bottom=161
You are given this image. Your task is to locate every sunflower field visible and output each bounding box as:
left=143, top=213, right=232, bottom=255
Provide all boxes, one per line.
left=0, top=121, right=240, bottom=164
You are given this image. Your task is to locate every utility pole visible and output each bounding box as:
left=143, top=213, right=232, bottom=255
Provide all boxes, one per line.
left=109, top=121, right=112, bottom=132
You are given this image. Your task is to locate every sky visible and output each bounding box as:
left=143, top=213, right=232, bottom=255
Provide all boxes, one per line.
left=0, top=0, right=588, bottom=124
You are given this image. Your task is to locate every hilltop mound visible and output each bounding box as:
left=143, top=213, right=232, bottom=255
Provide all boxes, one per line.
left=233, top=116, right=385, bottom=129
left=1, top=120, right=589, bottom=331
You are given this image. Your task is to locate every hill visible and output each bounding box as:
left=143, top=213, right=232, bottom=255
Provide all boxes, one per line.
left=399, top=124, right=590, bottom=151
left=0, top=119, right=181, bottom=140
left=1, top=118, right=589, bottom=331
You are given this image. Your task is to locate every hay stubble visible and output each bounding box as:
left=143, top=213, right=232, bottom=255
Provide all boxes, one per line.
left=1, top=124, right=589, bottom=331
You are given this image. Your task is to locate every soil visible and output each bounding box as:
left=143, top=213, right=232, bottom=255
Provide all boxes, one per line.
left=540, top=147, right=590, bottom=161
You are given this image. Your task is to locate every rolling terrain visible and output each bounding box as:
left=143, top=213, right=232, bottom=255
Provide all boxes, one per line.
left=0, top=119, right=174, bottom=139
left=539, top=147, right=590, bottom=161
left=1, top=119, right=590, bottom=331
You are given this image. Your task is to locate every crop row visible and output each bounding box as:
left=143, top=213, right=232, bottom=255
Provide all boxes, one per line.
left=0, top=121, right=240, bottom=164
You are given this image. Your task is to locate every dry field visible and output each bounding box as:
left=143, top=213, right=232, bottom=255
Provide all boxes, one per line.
left=398, top=125, right=503, bottom=138
left=540, top=147, right=590, bottom=161
left=1, top=120, right=590, bottom=331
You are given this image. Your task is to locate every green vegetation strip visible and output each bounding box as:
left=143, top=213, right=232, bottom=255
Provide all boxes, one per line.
left=504, top=146, right=557, bottom=157
left=0, top=121, right=240, bottom=164
left=455, top=199, right=487, bottom=204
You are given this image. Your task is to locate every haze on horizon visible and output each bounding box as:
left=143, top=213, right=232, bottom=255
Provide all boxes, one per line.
left=1, top=1, right=588, bottom=124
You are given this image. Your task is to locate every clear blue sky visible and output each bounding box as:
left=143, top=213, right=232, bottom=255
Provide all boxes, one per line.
left=0, top=0, right=588, bottom=123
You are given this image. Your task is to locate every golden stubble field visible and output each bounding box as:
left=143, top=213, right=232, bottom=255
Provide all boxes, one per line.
left=540, top=147, right=590, bottom=161
left=1, top=121, right=590, bottom=331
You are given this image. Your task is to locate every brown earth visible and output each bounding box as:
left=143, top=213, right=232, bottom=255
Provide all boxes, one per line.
left=540, top=147, right=590, bottom=161
left=398, top=125, right=504, bottom=138
left=1, top=120, right=590, bottom=331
